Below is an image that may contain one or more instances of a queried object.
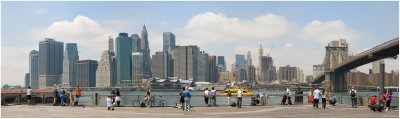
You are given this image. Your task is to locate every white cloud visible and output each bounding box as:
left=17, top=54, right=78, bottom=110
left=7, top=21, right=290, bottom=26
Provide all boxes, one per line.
left=300, top=20, right=361, bottom=44
left=284, top=43, right=294, bottom=48
left=1, top=46, right=35, bottom=86
left=36, top=15, right=118, bottom=61
left=36, top=8, right=45, bottom=14
left=181, top=12, right=290, bottom=45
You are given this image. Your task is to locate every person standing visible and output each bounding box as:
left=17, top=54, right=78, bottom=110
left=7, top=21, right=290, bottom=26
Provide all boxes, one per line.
left=204, top=88, right=209, bottom=106
left=75, top=86, right=82, bottom=106
left=321, top=89, right=327, bottom=109
left=386, top=89, right=393, bottom=111
left=60, top=88, right=66, bottom=106
left=182, top=87, right=192, bottom=111
left=227, top=90, right=232, bottom=105
left=52, top=88, right=58, bottom=106
left=313, top=87, right=321, bottom=109
left=27, top=87, right=32, bottom=106
left=349, top=87, right=357, bottom=108
left=380, top=91, right=387, bottom=110
left=106, top=95, right=115, bottom=110
left=308, top=91, right=313, bottom=104
left=286, top=88, right=292, bottom=105
left=237, top=88, right=243, bottom=108
left=115, top=88, right=121, bottom=107
left=210, top=87, right=217, bottom=106
left=69, top=90, right=74, bottom=107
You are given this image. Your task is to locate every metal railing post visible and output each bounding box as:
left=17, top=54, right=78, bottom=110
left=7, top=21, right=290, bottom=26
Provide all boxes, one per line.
left=42, top=94, right=45, bottom=104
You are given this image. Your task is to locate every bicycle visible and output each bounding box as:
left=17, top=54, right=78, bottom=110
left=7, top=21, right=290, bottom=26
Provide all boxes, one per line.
left=132, top=95, right=144, bottom=107
left=151, top=96, right=168, bottom=107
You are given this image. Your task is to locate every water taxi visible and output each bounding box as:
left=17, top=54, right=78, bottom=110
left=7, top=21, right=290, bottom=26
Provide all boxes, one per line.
left=219, top=87, right=254, bottom=96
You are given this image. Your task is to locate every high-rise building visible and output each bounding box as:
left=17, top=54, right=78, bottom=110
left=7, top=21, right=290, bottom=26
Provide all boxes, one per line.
left=313, top=64, right=325, bottom=78
left=208, top=56, right=218, bottom=83
left=217, top=56, right=225, bottom=66
left=116, top=33, right=132, bottom=87
left=219, top=71, right=237, bottom=84
left=372, top=59, right=385, bottom=74
left=151, top=52, right=164, bottom=78
left=163, top=32, right=175, bottom=78
left=296, top=67, right=304, bottom=83
left=38, top=38, right=64, bottom=88
left=197, top=51, right=209, bottom=82
left=278, top=65, right=300, bottom=82
left=239, top=68, right=247, bottom=82
left=306, top=75, right=313, bottom=83
left=74, top=60, right=97, bottom=87
left=132, top=52, right=144, bottom=87
left=247, top=65, right=256, bottom=84
left=131, top=34, right=141, bottom=52
left=108, top=36, right=114, bottom=52
left=61, top=43, right=79, bottom=87
left=140, top=25, right=152, bottom=78
left=235, top=54, right=246, bottom=69
left=246, top=51, right=252, bottom=67
left=29, top=50, right=39, bottom=89
left=172, top=45, right=199, bottom=81
left=25, top=73, right=30, bottom=88
left=96, top=50, right=116, bottom=87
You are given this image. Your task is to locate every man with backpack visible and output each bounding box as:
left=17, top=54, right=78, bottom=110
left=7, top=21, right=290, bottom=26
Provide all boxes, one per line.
left=349, top=87, right=357, bottom=108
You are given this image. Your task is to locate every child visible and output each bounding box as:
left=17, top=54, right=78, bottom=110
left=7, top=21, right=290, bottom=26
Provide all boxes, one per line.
left=107, top=95, right=114, bottom=110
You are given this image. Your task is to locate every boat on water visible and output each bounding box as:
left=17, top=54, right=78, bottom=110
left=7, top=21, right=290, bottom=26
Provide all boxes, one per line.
left=219, top=87, right=253, bottom=96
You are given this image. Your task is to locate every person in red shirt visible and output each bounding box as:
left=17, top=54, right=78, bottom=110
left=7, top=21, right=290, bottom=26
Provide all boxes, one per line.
left=368, top=95, right=378, bottom=112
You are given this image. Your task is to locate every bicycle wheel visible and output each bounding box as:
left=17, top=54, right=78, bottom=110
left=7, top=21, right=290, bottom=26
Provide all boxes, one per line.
left=160, top=100, right=167, bottom=107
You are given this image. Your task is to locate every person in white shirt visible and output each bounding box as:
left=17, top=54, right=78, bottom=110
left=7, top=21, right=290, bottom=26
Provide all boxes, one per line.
left=237, top=88, right=243, bottom=108
left=106, top=95, right=114, bottom=110
left=204, top=88, right=209, bottom=106
left=210, top=87, right=217, bottom=106
left=26, top=87, right=32, bottom=106
left=286, top=88, right=293, bottom=105
left=313, top=88, right=321, bottom=109
left=349, top=87, right=357, bottom=108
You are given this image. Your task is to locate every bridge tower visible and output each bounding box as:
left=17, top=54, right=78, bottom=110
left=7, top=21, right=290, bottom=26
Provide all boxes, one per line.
left=324, top=39, right=348, bottom=92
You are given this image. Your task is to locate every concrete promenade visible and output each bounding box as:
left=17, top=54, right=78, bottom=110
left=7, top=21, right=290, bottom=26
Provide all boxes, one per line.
left=1, top=104, right=399, bottom=118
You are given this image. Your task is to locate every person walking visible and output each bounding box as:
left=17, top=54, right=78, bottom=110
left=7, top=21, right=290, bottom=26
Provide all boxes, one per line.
left=349, top=87, right=357, bottom=108
left=27, top=87, right=32, bottom=106
left=286, top=88, right=292, bottom=105
left=321, top=89, right=327, bottom=109
left=380, top=91, right=387, bottom=110
left=386, top=89, right=393, bottom=111
left=69, top=90, right=74, bottom=107
left=60, top=88, right=66, bottom=106
left=204, top=88, right=209, bottom=106
left=313, top=87, right=321, bottom=109
left=210, top=87, right=217, bottom=106
left=237, top=88, right=243, bottom=108
left=53, top=88, right=58, bottom=106
left=227, top=90, right=232, bottom=105
left=182, top=87, right=192, bottom=111
left=115, top=88, right=121, bottom=107
left=75, top=86, right=82, bottom=106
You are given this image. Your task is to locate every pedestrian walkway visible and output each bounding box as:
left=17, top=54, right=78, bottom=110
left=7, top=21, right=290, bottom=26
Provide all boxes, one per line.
left=1, top=104, right=398, bottom=118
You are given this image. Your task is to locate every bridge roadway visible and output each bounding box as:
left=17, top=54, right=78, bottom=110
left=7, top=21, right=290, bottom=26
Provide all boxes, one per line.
left=2, top=104, right=398, bottom=118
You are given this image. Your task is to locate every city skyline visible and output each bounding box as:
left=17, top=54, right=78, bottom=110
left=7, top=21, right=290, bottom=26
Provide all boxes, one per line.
left=2, top=1, right=399, bottom=86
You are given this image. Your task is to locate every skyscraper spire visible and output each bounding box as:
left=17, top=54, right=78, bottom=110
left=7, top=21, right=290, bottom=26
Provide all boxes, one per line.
left=259, top=45, right=263, bottom=57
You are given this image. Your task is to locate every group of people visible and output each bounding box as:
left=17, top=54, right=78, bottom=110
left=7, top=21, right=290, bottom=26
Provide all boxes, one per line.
left=176, top=87, right=192, bottom=111
left=202, top=87, right=217, bottom=107
left=106, top=88, right=121, bottom=110
left=281, top=88, right=293, bottom=105
left=51, top=86, right=82, bottom=107
left=309, top=87, right=336, bottom=109
left=368, top=89, right=394, bottom=112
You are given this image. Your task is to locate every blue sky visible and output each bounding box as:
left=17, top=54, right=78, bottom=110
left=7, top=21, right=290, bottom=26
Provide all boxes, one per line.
left=1, top=1, right=399, bottom=86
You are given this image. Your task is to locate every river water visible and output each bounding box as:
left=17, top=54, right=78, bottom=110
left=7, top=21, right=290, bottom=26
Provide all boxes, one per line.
left=75, top=90, right=398, bottom=107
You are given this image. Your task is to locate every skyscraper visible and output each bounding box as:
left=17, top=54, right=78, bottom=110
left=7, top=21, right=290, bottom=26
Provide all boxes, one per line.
left=197, top=51, right=209, bottom=82
left=278, top=65, right=298, bottom=81
left=172, top=45, right=199, bottom=81
left=132, top=52, right=144, bottom=87
left=208, top=56, right=218, bottom=83
left=246, top=51, right=252, bottom=67
left=372, top=59, right=385, bottom=74
left=25, top=73, right=30, bottom=88
left=140, top=25, right=152, bottom=78
left=116, top=33, right=132, bottom=87
left=235, top=54, right=246, bottom=69
left=163, top=32, right=176, bottom=78
left=151, top=52, right=164, bottom=78
left=247, top=65, right=256, bottom=84
left=61, top=43, right=79, bottom=87
left=109, top=36, right=114, bottom=52
left=96, top=50, right=116, bottom=87
left=38, top=38, right=64, bottom=88
left=74, top=60, right=97, bottom=87
left=217, top=56, right=225, bottom=66
left=131, top=34, right=141, bottom=52
left=29, top=50, right=39, bottom=89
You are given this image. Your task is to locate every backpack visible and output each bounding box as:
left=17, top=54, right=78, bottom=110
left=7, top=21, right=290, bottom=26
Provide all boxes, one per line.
left=350, top=90, right=356, bottom=97
left=140, top=102, right=146, bottom=107
left=231, top=102, right=236, bottom=107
